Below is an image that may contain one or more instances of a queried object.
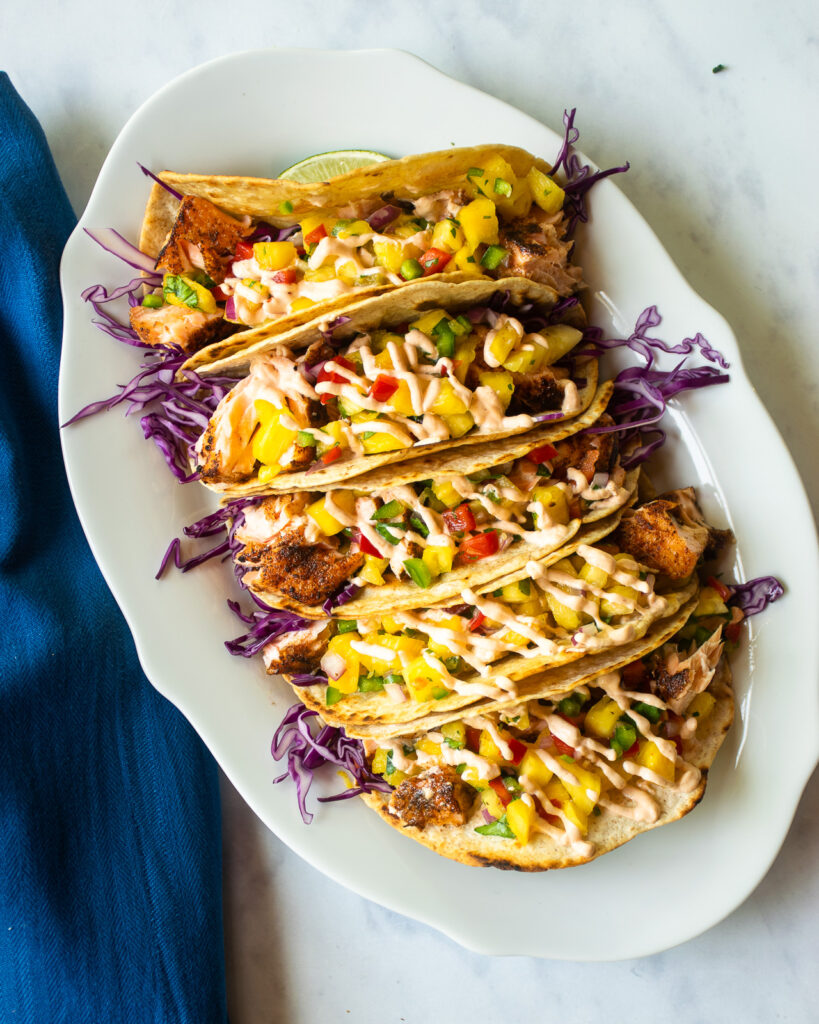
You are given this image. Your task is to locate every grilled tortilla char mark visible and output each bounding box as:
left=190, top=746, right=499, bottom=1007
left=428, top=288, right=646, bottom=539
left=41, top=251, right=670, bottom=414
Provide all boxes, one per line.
left=388, top=765, right=475, bottom=829
left=240, top=521, right=364, bottom=606
left=262, top=620, right=330, bottom=675
left=156, top=195, right=253, bottom=284
left=129, top=303, right=233, bottom=353
left=614, top=492, right=728, bottom=581
left=497, top=206, right=583, bottom=298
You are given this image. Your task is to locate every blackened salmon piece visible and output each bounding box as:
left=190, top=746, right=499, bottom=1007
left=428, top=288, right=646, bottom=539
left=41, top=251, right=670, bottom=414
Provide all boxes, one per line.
left=156, top=195, right=253, bottom=284
left=129, top=303, right=229, bottom=353
left=658, top=487, right=733, bottom=559
left=388, top=765, right=475, bottom=829
left=615, top=499, right=709, bottom=580
left=497, top=207, right=582, bottom=297
left=648, top=631, right=724, bottom=714
left=551, top=423, right=618, bottom=482
left=262, top=621, right=331, bottom=675
left=241, top=524, right=364, bottom=607
left=506, top=368, right=563, bottom=416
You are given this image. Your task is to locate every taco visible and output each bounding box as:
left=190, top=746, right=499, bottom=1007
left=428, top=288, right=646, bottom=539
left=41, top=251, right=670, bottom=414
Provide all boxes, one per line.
left=134, top=145, right=582, bottom=361
left=359, top=601, right=735, bottom=870
left=233, top=393, right=639, bottom=618
left=192, top=278, right=599, bottom=496
left=267, top=516, right=705, bottom=732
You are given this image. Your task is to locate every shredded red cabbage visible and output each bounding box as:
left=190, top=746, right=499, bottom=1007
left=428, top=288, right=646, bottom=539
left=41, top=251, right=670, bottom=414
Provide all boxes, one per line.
left=582, top=306, right=731, bottom=467
left=729, top=576, right=785, bottom=617
left=84, top=227, right=160, bottom=274
left=137, top=163, right=184, bottom=201
left=155, top=497, right=263, bottom=580
left=271, top=703, right=390, bottom=824
left=225, top=593, right=312, bottom=658
left=248, top=221, right=300, bottom=243
left=318, top=314, right=352, bottom=347
left=322, top=581, right=361, bottom=614
left=550, top=109, right=630, bottom=236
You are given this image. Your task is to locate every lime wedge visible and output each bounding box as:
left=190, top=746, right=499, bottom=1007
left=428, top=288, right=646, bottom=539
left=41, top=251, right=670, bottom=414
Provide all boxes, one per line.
left=277, top=149, right=391, bottom=183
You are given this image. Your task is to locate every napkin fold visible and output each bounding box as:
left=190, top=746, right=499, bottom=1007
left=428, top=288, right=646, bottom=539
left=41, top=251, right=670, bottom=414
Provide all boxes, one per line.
left=0, top=73, right=227, bottom=1023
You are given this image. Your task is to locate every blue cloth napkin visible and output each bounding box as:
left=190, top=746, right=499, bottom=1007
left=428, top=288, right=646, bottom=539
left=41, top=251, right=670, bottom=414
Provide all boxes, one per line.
left=0, top=74, right=227, bottom=1023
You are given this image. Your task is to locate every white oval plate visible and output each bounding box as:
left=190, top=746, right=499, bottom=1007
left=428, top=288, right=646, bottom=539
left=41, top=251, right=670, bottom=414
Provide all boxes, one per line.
left=59, top=48, right=818, bottom=960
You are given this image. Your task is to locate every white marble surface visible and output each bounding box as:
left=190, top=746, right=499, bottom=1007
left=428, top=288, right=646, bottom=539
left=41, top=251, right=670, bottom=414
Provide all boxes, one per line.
left=5, top=0, right=817, bottom=1020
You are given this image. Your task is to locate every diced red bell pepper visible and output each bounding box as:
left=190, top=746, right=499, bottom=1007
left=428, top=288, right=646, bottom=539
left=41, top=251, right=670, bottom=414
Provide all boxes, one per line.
left=535, top=798, right=561, bottom=826
left=551, top=734, right=576, bottom=758
left=468, top=612, right=487, bottom=633
left=420, top=247, right=452, bottom=276
left=623, top=740, right=640, bottom=759
left=211, top=285, right=231, bottom=302
left=317, top=355, right=356, bottom=404
left=320, top=445, right=342, bottom=465
left=369, top=374, right=399, bottom=403
left=670, top=735, right=683, bottom=756
left=458, top=530, right=499, bottom=563
left=725, top=621, right=742, bottom=644
left=443, top=503, right=476, bottom=534
left=235, top=240, right=254, bottom=261
left=707, top=576, right=733, bottom=602
left=507, top=738, right=527, bottom=766
left=303, top=223, right=327, bottom=247
left=272, top=268, right=297, bottom=284
left=489, top=777, right=513, bottom=807
left=465, top=727, right=482, bottom=753
left=528, top=442, right=558, bottom=464
left=352, top=529, right=381, bottom=558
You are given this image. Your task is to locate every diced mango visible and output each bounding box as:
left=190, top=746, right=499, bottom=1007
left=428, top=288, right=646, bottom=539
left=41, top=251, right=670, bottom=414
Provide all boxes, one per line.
left=410, top=308, right=450, bottom=336
left=371, top=748, right=389, bottom=775
left=695, top=587, right=730, bottom=618
left=324, top=632, right=360, bottom=694
left=336, top=260, right=358, bottom=286
left=601, top=583, right=639, bottom=619
left=360, top=430, right=410, bottom=454
left=426, top=615, right=464, bottom=657
left=502, top=345, right=546, bottom=374
left=430, top=218, right=465, bottom=253
left=460, top=765, right=489, bottom=791
left=520, top=748, right=553, bottom=788
left=506, top=796, right=535, bottom=844
left=560, top=763, right=602, bottom=815
left=459, top=197, right=499, bottom=252
left=531, top=485, right=570, bottom=526
left=403, top=655, right=451, bottom=703
left=378, top=614, right=404, bottom=634
left=562, top=799, right=588, bottom=835
left=431, top=479, right=463, bottom=509
left=335, top=219, right=370, bottom=239
left=584, top=697, right=621, bottom=739
left=386, top=380, right=416, bottom=416
left=526, top=166, right=566, bottom=214
left=422, top=545, right=454, bottom=577
left=300, top=214, right=336, bottom=238
left=487, top=323, right=520, bottom=365
left=303, top=265, right=337, bottom=283
left=477, top=369, right=514, bottom=411
left=253, top=241, right=296, bottom=271
left=441, top=412, right=475, bottom=438
left=535, top=324, right=583, bottom=365
left=441, top=720, right=466, bottom=748
left=416, top=738, right=442, bottom=757
left=500, top=581, right=533, bottom=604
left=358, top=555, right=389, bottom=586
left=687, top=691, right=716, bottom=721
left=579, top=562, right=609, bottom=588
left=290, top=297, right=316, bottom=312
left=252, top=402, right=297, bottom=467
left=451, top=246, right=483, bottom=276
left=545, top=591, right=583, bottom=631
left=635, top=740, right=676, bottom=782
left=481, top=787, right=506, bottom=821
left=307, top=496, right=347, bottom=537
left=385, top=769, right=407, bottom=787
left=479, top=730, right=505, bottom=764
left=429, top=379, right=469, bottom=417
left=372, top=239, right=405, bottom=274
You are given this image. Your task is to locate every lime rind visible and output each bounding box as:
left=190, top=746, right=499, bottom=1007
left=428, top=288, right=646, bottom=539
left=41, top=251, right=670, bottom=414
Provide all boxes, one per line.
left=277, top=149, right=391, bottom=183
